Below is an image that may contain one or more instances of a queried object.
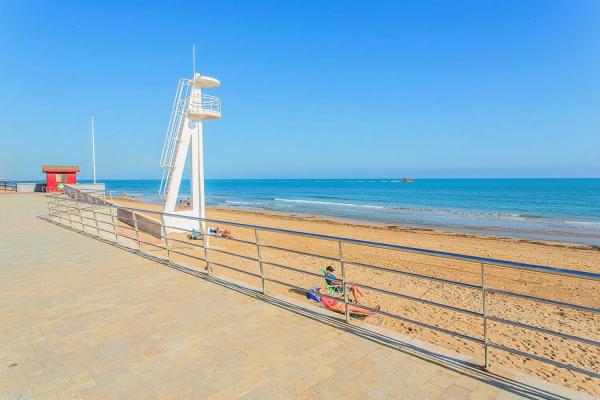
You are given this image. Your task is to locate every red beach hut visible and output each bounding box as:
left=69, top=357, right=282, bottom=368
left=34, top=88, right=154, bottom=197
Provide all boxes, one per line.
left=42, top=165, right=80, bottom=192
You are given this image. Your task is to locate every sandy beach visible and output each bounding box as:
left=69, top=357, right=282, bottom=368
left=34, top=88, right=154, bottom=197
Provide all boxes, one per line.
left=111, top=198, right=599, bottom=396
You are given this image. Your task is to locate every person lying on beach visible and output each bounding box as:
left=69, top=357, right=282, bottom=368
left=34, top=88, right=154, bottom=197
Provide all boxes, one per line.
left=186, top=228, right=202, bottom=240
left=307, top=288, right=380, bottom=316
left=209, top=226, right=233, bottom=239
left=186, top=227, right=233, bottom=240
left=322, top=266, right=364, bottom=300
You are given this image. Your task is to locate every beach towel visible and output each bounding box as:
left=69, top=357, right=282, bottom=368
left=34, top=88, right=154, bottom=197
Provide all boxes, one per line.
left=306, top=287, right=322, bottom=305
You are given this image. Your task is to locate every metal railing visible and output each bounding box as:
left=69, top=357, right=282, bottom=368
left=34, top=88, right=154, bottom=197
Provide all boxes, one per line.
left=43, top=190, right=600, bottom=383
left=0, top=180, right=17, bottom=191
left=159, top=78, right=190, bottom=199
left=189, top=93, right=221, bottom=116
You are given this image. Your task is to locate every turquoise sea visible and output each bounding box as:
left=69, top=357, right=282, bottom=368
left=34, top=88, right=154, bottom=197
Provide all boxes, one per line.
left=85, top=178, right=600, bottom=245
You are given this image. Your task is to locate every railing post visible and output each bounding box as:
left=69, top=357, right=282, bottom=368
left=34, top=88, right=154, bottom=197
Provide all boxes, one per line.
left=92, top=202, right=100, bottom=237
left=133, top=212, right=141, bottom=251
left=55, top=195, right=65, bottom=225
left=63, top=195, right=74, bottom=228
left=255, top=229, right=266, bottom=294
left=111, top=206, right=119, bottom=243
left=46, top=195, right=52, bottom=219
left=202, top=222, right=211, bottom=275
left=161, top=214, right=170, bottom=259
left=47, top=195, right=55, bottom=221
left=74, top=196, right=83, bottom=231
left=482, top=262, right=489, bottom=370
left=61, top=195, right=68, bottom=226
left=58, top=195, right=66, bottom=224
left=340, top=241, right=350, bottom=323
left=52, top=196, right=58, bottom=221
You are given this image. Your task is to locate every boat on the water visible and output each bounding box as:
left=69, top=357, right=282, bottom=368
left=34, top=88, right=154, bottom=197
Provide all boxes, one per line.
left=401, top=178, right=414, bottom=183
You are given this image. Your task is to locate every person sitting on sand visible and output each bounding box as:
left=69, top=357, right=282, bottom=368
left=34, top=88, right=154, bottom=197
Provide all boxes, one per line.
left=307, top=288, right=380, bottom=315
left=323, top=265, right=364, bottom=299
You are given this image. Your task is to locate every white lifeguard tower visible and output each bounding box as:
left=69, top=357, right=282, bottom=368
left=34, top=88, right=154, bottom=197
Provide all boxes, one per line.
left=159, top=48, right=221, bottom=233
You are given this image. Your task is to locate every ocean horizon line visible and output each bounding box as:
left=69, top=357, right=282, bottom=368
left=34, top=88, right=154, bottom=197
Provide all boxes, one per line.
left=76, top=177, right=600, bottom=181
left=59, top=177, right=600, bottom=246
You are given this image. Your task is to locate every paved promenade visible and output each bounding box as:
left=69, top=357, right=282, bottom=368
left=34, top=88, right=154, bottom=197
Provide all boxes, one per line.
left=0, top=194, right=583, bottom=399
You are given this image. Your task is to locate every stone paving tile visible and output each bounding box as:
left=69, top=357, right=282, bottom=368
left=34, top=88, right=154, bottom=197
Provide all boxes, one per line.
left=443, top=384, right=472, bottom=400
left=0, top=194, right=583, bottom=399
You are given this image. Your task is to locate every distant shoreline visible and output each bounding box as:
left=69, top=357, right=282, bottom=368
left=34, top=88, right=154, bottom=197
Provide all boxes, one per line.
left=211, top=205, right=600, bottom=247
left=116, top=198, right=600, bottom=247
left=113, top=197, right=600, bottom=254
left=99, top=178, right=600, bottom=246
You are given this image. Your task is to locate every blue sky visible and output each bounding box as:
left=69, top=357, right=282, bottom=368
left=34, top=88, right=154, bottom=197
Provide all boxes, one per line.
left=1, top=0, right=599, bottom=180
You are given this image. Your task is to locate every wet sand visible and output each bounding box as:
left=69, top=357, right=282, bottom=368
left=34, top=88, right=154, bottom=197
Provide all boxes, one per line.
left=114, top=199, right=600, bottom=396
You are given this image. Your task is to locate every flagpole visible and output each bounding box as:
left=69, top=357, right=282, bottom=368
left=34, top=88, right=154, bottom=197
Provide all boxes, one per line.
left=91, top=114, right=96, bottom=184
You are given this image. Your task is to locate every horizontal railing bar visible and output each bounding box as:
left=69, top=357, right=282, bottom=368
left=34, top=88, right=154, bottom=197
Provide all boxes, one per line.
left=487, top=316, right=600, bottom=347
left=116, top=224, right=137, bottom=232
left=164, top=236, right=205, bottom=249
left=345, top=300, right=484, bottom=345
left=347, top=280, right=483, bottom=317
left=50, top=209, right=69, bottom=215
left=89, top=212, right=114, bottom=219
left=488, top=342, right=600, bottom=379
left=116, top=214, right=157, bottom=225
left=158, top=224, right=191, bottom=234
left=344, top=260, right=480, bottom=290
left=167, top=248, right=207, bottom=263
left=79, top=222, right=100, bottom=231
left=137, top=239, right=168, bottom=251
left=48, top=193, right=600, bottom=282
left=96, top=227, right=116, bottom=235
left=96, top=221, right=116, bottom=229
left=488, top=288, right=600, bottom=314
left=260, top=244, right=340, bottom=263
left=263, top=276, right=306, bottom=292
left=209, top=261, right=262, bottom=279
left=262, top=260, right=331, bottom=279
left=207, top=247, right=259, bottom=263
left=159, top=226, right=257, bottom=247
left=201, top=234, right=257, bottom=246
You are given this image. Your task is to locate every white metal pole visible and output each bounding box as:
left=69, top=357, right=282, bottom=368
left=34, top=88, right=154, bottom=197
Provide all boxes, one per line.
left=192, top=44, right=196, bottom=78
left=91, top=114, right=96, bottom=184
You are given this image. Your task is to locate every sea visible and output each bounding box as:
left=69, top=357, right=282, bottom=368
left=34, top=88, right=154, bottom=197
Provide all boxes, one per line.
left=82, top=178, right=600, bottom=246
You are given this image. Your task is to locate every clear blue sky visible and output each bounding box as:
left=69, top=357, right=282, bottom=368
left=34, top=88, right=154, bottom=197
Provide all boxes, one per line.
left=1, top=0, right=599, bottom=180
